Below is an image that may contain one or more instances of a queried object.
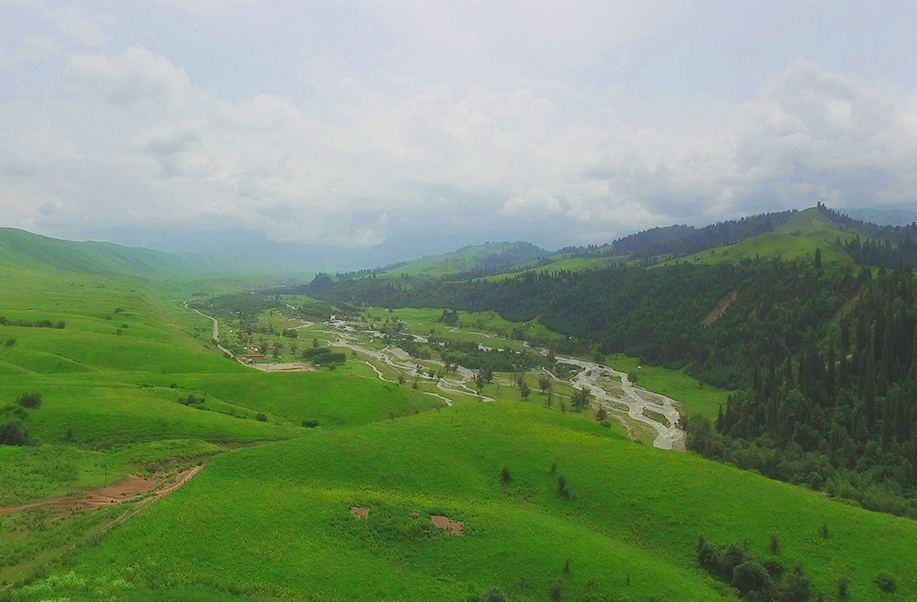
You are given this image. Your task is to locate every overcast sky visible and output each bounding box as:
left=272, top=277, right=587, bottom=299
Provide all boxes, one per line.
left=2, top=0, right=917, bottom=251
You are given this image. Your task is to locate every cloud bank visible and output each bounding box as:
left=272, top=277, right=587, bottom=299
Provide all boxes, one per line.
left=1, top=1, right=916, bottom=250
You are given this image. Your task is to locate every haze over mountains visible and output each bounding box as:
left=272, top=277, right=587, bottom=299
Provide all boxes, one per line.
left=4, top=204, right=912, bottom=279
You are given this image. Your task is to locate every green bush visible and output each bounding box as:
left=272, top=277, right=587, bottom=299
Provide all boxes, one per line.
left=0, top=420, right=30, bottom=446
left=875, top=572, right=897, bottom=593
left=18, top=392, right=43, bottom=409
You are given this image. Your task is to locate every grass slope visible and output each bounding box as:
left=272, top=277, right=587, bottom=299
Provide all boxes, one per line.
left=16, top=402, right=917, bottom=601
left=380, top=241, right=546, bottom=278
left=662, top=208, right=857, bottom=267
left=0, top=228, right=264, bottom=279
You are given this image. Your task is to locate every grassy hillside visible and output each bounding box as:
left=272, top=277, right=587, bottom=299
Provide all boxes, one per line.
left=0, top=240, right=438, bottom=586
left=3, top=226, right=917, bottom=601
left=378, top=241, right=547, bottom=278
left=485, top=255, right=625, bottom=281
left=0, top=228, right=272, bottom=279
left=659, top=208, right=857, bottom=267
left=15, top=402, right=917, bottom=601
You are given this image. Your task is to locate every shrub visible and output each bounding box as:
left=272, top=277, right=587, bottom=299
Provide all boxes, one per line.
left=697, top=539, right=722, bottom=574
left=178, top=394, right=204, bottom=406
left=473, top=588, right=506, bottom=602
left=302, top=420, right=319, bottom=428
left=875, top=572, right=897, bottom=593
left=781, top=565, right=811, bottom=602
left=769, top=534, right=780, bottom=554
left=18, top=392, right=43, bottom=409
left=255, top=413, right=268, bottom=422
left=0, top=420, right=30, bottom=446
left=837, top=578, right=849, bottom=600
left=4, top=338, right=15, bottom=347
left=732, top=561, right=775, bottom=596
left=499, top=467, right=511, bottom=485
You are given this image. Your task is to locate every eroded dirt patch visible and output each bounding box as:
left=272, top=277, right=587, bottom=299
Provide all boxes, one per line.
left=0, top=466, right=202, bottom=515
left=431, top=514, right=463, bottom=536
left=350, top=507, right=370, bottom=519
left=704, top=290, right=738, bottom=325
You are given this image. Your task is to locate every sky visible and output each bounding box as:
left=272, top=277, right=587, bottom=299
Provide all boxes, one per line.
left=2, top=0, right=917, bottom=256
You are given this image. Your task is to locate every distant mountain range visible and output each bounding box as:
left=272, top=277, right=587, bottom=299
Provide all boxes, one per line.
left=5, top=204, right=916, bottom=281
left=839, top=206, right=917, bottom=226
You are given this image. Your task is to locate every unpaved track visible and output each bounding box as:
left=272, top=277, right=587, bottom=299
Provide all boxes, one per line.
left=186, top=307, right=684, bottom=448
left=326, top=320, right=493, bottom=403
left=0, top=466, right=204, bottom=516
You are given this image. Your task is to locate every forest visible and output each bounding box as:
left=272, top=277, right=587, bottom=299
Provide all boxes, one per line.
left=304, top=258, right=917, bottom=518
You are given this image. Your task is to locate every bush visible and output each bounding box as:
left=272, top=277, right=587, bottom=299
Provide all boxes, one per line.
left=837, top=578, right=849, bottom=600
left=473, top=587, right=506, bottom=602
left=732, top=561, right=775, bottom=596
left=17, top=392, right=43, bottom=409
left=875, top=572, right=897, bottom=593
left=255, top=413, right=268, bottom=422
left=302, top=420, right=320, bottom=428
left=178, top=394, right=204, bottom=406
left=0, top=420, right=30, bottom=446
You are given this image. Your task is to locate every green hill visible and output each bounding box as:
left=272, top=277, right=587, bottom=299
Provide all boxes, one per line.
left=3, top=226, right=917, bottom=601
left=374, top=241, right=548, bottom=279
left=14, top=402, right=917, bottom=601
left=0, top=228, right=265, bottom=279
left=656, top=207, right=857, bottom=267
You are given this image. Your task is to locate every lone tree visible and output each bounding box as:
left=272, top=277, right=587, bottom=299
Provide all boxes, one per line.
left=572, top=386, right=591, bottom=410
left=596, top=406, right=608, bottom=421
left=500, top=466, right=511, bottom=484
left=520, top=379, right=530, bottom=399
left=538, top=374, right=551, bottom=393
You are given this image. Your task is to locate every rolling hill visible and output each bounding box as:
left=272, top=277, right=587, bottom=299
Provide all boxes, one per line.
left=0, top=228, right=286, bottom=280
left=2, top=224, right=917, bottom=601
left=363, top=241, right=549, bottom=279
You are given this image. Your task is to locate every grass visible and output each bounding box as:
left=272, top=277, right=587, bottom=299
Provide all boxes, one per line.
left=485, top=255, right=624, bottom=281
left=658, top=209, right=859, bottom=268
left=0, top=247, right=441, bottom=585
left=380, top=241, right=544, bottom=279
left=4, top=226, right=917, bottom=601
left=18, top=402, right=917, bottom=601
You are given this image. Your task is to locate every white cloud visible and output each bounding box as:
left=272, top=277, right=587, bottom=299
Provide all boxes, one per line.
left=502, top=190, right=562, bottom=218
left=2, top=3, right=917, bottom=252
left=44, top=6, right=106, bottom=47
left=0, top=33, right=60, bottom=69
left=66, top=46, right=194, bottom=107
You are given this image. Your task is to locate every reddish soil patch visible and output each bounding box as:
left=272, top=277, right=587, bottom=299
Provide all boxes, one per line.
left=350, top=507, right=369, bottom=519
left=0, top=466, right=203, bottom=516
left=431, top=514, right=464, bottom=536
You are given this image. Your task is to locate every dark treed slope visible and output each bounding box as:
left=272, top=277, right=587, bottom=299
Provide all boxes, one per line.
left=302, top=206, right=917, bottom=519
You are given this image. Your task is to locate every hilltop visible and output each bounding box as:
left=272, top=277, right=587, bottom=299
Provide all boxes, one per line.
left=0, top=228, right=299, bottom=280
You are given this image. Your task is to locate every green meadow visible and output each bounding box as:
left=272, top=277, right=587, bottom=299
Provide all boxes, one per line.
left=14, top=402, right=917, bottom=601
left=2, top=227, right=916, bottom=601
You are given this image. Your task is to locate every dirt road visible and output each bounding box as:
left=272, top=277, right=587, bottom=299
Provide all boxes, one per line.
left=0, top=466, right=204, bottom=516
